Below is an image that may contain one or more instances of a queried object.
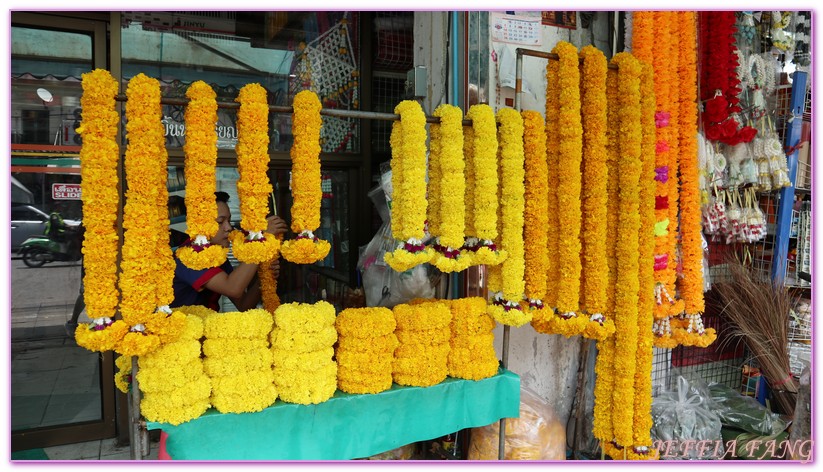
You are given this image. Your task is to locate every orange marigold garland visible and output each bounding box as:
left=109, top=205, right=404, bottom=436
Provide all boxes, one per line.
left=384, top=100, right=434, bottom=272
left=282, top=90, right=331, bottom=264
left=674, top=10, right=716, bottom=348
left=521, top=110, right=549, bottom=314
left=177, top=81, right=229, bottom=270
left=579, top=45, right=616, bottom=341
left=487, top=108, right=529, bottom=327
left=74, top=69, right=124, bottom=352
left=232, top=83, right=281, bottom=263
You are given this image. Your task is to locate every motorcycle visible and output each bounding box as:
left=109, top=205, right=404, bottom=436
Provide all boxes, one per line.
left=19, top=226, right=84, bottom=268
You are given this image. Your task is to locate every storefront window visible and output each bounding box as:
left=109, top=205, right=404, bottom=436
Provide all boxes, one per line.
left=121, top=11, right=361, bottom=153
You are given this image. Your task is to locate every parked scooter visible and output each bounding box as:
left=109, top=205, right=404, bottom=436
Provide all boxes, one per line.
left=19, top=225, right=84, bottom=268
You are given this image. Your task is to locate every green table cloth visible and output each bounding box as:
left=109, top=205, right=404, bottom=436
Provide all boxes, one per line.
left=146, top=368, right=520, bottom=460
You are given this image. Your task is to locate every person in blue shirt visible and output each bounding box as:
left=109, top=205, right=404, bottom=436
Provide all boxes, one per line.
left=171, top=191, right=288, bottom=311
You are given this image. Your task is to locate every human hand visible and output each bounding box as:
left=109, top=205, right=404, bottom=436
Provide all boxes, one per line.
left=266, top=215, right=288, bottom=237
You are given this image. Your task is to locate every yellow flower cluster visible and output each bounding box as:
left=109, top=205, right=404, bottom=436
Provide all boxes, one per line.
left=138, top=315, right=212, bottom=425
left=447, top=298, right=498, bottom=380
left=173, top=304, right=217, bottom=321
left=178, top=81, right=228, bottom=270
left=204, top=309, right=276, bottom=413
left=282, top=90, right=330, bottom=265
left=488, top=108, right=529, bottom=328
left=430, top=104, right=472, bottom=273
left=603, top=442, right=660, bottom=461
left=463, top=125, right=476, bottom=238
left=544, top=58, right=560, bottom=309
left=392, top=301, right=451, bottom=387
left=522, top=110, right=548, bottom=307
left=464, top=104, right=506, bottom=266
left=272, top=301, right=337, bottom=404
left=235, top=83, right=274, bottom=246
left=114, top=355, right=132, bottom=394
left=75, top=69, right=122, bottom=351
left=335, top=307, right=397, bottom=394
left=592, top=335, right=615, bottom=443
left=554, top=41, right=584, bottom=318
left=634, top=60, right=658, bottom=448
left=611, top=51, right=643, bottom=449
left=385, top=100, right=432, bottom=272
left=258, top=238, right=283, bottom=314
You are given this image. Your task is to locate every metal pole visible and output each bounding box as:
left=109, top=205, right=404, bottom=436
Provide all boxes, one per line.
left=515, top=48, right=619, bottom=69
left=514, top=51, right=523, bottom=111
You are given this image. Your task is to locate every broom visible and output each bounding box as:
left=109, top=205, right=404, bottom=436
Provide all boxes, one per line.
left=712, top=260, right=798, bottom=415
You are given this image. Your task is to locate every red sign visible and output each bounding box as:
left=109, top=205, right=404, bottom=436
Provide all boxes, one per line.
left=52, top=183, right=82, bottom=200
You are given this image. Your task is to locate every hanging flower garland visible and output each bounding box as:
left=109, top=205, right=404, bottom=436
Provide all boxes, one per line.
left=259, top=243, right=282, bottom=313
left=487, top=108, right=529, bottom=328
left=427, top=110, right=443, bottom=244
left=384, top=100, right=434, bottom=272
left=665, top=13, right=685, bottom=322
left=578, top=45, right=615, bottom=341
left=281, top=90, right=331, bottom=264
left=676, top=11, right=717, bottom=348
left=232, top=83, right=281, bottom=263
left=177, top=81, right=228, bottom=270
left=521, top=110, right=548, bottom=313
left=463, top=104, right=505, bottom=266
left=463, top=125, right=476, bottom=241
left=430, top=104, right=471, bottom=272
left=609, top=51, right=643, bottom=452
left=543, top=57, right=560, bottom=311
left=73, top=69, right=125, bottom=352
left=632, top=60, right=657, bottom=453
left=592, top=65, right=620, bottom=450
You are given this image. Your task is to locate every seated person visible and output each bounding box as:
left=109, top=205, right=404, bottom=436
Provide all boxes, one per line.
left=171, top=191, right=288, bottom=311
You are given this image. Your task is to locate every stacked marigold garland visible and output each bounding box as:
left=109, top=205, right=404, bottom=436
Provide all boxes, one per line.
left=392, top=301, right=452, bottom=387
left=335, top=307, right=398, bottom=394
left=176, top=81, right=228, bottom=270
left=138, top=315, right=211, bottom=425
left=272, top=302, right=338, bottom=404
left=447, top=298, right=498, bottom=380
left=232, top=83, right=281, bottom=263
left=203, top=309, right=276, bottom=413
left=74, top=69, right=127, bottom=352
left=384, top=100, right=434, bottom=272
left=282, top=90, right=331, bottom=264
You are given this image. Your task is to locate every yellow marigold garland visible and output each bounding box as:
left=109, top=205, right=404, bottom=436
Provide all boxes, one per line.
left=282, top=90, right=330, bottom=264
left=487, top=108, right=529, bottom=328
left=579, top=45, right=616, bottom=341
left=177, top=81, right=228, bottom=270
left=427, top=113, right=443, bottom=240
left=521, top=110, right=549, bottom=312
left=258, top=238, right=282, bottom=314
left=274, top=301, right=336, bottom=333
left=394, top=301, right=451, bottom=331
left=555, top=41, right=584, bottom=320
left=610, top=51, right=643, bottom=450
left=75, top=69, right=123, bottom=352
left=204, top=309, right=274, bottom=339
left=335, top=307, right=396, bottom=338
left=633, top=60, right=658, bottom=451
left=430, top=104, right=472, bottom=272
left=114, top=355, right=132, bottom=394
left=463, top=125, right=476, bottom=238
left=271, top=325, right=338, bottom=353
left=384, top=100, right=434, bottom=272
left=464, top=104, right=506, bottom=265
left=232, top=83, right=280, bottom=263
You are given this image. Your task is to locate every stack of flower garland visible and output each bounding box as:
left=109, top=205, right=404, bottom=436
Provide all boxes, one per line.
left=138, top=315, right=212, bottom=425
left=428, top=104, right=472, bottom=273
left=231, top=83, right=281, bottom=263
left=282, top=90, right=331, bottom=264
left=486, top=108, right=529, bottom=327
left=462, top=104, right=506, bottom=266
left=335, top=307, right=398, bottom=394
left=74, top=69, right=127, bottom=352
left=203, top=309, right=276, bottom=413
left=392, top=301, right=452, bottom=387
left=272, top=301, right=337, bottom=404
left=447, top=298, right=498, bottom=380
left=176, top=81, right=228, bottom=270
left=384, top=100, right=434, bottom=272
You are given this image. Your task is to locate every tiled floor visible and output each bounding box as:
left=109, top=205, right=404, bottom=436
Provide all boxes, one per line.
left=35, top=437, right=160, bottom=461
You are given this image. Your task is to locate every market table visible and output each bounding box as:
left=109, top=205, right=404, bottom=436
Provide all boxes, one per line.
left=146, top=368, right=520, bottom=460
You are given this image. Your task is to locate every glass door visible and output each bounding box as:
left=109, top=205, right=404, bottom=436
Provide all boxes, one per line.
left=10, top=15, right=118, bottom=452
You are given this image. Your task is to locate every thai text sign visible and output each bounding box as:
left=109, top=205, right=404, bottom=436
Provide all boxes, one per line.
left=52, top=183, right=82, bottom=200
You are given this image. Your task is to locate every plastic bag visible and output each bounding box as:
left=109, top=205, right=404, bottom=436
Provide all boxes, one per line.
left=468, top=387, right=566, bottom=460
left=651, top=375, right=724, bottom=460
left=707, top=382, right=788, bottom=436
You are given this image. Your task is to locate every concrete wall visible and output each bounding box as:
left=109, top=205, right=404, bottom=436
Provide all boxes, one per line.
left=413, top=11, right=614, bottom=429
